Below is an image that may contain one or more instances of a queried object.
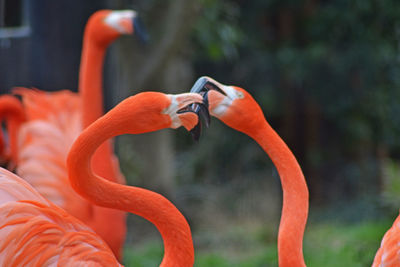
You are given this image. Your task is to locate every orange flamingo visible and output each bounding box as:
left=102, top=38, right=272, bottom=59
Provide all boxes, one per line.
left=191, top=76, right=400, bottom=267
left=14, top=9, right=146, bottom=258
left=0, top=95, right=26, bottom=168
left=0, top=91, right=206, bottom=266
left=190, top=76, right=308, bottom=266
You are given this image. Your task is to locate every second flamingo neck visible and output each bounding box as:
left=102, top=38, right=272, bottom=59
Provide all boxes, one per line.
left=79, top=40, right=106, bottom=129
left=250, top=121, right=308, bottom=267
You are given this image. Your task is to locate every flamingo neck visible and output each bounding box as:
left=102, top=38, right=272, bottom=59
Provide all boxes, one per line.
left=79, top=34, right=108, bottom=129
left=249, top=120, right=308, bottom=267
left=0, top=96, right=26, bottom=165
left=67, top=95, right=194, bottom=267
left=78, top=27, right=117, bottom=180
left=77, top=22, right=127, bottom=259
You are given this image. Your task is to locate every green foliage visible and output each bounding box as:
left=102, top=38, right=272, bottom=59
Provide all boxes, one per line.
left=193, top=0, right=243, bottom=61
left=304, top=221, right=390, bottom=267
left=381, top=158, right=400, bottom=208
left=196, top=254, right=233, bottom=267
left=124, top=242, right=163, bottom=267
left=190, top=0, right=400, bottom=202
left=194, top=0, right=400, bottom=139
left=123, top=220, right=391, bottom=266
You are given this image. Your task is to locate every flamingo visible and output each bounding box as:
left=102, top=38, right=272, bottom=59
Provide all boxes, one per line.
left=190, top=76, right=308, bottom=266
left=0, top=91, right=207, bottom=266
left=0, top=95, right=26, bottom=168
left=190, top=76, right=400, bottom=266
left=13, top=9, right=147, bottom=259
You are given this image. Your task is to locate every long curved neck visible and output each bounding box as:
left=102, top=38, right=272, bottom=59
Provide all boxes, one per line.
left=67, top=96, right=194, bottom=267
left=78, top=30, right=118, bottom=183
left=0, top=96, right=26, bottom=165
left=249, top=120, right=308, bottom=267
left=79, top=33, right=107, bottom=129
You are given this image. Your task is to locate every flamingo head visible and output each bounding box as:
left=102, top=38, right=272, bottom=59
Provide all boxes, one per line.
left=87, top=9, right=148, bottom=46
left=164, top=93, right=210, bottom=141
left=115, top=92, right=209, bottom=141
left=189, top=76, right=265, bottom=135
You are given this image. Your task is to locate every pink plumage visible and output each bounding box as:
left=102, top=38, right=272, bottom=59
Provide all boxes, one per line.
left=0, top=167, right=120, bottom=266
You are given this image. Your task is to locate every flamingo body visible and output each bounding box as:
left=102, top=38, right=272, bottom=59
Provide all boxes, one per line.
left=0, top=167, right=120, bottom=267
left=15, top=89, right=126, bottom=258
left=15, top=89, right=86, bottom=210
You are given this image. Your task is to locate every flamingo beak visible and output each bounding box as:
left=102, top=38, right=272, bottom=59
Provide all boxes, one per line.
left=133, top=16, right=149, bottom=44
left=189, top=76, right=227, bottom=101
left=177, top=99, right=210, bottom=141
left=189, top=100, right=210, bottom=141
left=188, top=76, right=231, bottom=140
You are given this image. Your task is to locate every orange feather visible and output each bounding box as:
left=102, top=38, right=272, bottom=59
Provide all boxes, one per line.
left=0, top=168, right=120, bottom=266
left=14, top=85, right=126, bottom=260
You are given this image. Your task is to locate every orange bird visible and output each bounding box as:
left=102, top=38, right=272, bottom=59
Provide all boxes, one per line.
left=0, top=91, right=206, bottom=266
left=14, top=9, right=146, bottom=259
left=0, top=95, right=26, bottom=168
left=191, top=76, right=400, bottom=267
left=190, top=76, right=308, bottom=266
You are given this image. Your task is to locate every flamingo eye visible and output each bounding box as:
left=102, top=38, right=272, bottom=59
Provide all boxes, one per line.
left=236, top=91, right=244, bottom=99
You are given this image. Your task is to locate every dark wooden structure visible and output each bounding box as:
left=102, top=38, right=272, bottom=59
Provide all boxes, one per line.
left=0, top=0, right=113, bottom=93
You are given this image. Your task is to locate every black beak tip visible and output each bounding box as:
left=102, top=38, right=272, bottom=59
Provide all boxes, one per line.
left=202, top=92, right=210, bottom=128
left=133, top=17, right=149, bottom=44
left=190, top=122, right=202, bottom=142
left=199, top=104, right=210, bottom=128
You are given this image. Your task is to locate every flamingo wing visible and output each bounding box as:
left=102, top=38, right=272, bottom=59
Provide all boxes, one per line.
left=0, top=167, right=120, bottom=266
left=14, top=89, right=93, bottom=222
left=14, top=88, right=127, bottom=259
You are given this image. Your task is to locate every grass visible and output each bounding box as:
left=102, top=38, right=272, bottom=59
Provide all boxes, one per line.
left=123, top=219, right=392, bottom=267
left=303, top=220, right=391, bottom=267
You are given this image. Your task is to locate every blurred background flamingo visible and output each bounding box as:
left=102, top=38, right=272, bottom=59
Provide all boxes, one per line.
left=12, top=9, right=147, bottom=259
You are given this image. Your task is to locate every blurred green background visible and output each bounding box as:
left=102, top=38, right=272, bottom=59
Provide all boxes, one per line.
left=1, top=0, right=400, bottom=266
